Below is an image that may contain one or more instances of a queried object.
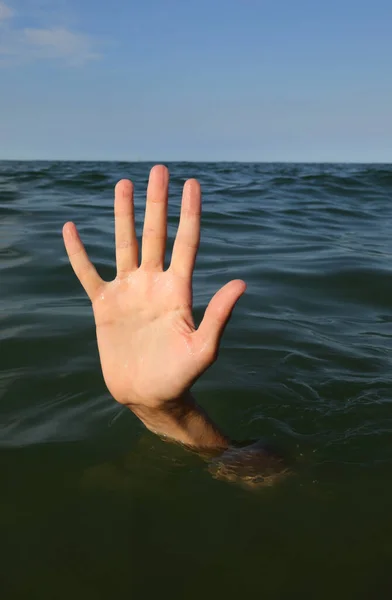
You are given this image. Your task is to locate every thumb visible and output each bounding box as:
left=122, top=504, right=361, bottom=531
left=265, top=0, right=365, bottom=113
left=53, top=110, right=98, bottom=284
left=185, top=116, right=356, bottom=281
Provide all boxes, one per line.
left=196, top=279, right=247, bottom=359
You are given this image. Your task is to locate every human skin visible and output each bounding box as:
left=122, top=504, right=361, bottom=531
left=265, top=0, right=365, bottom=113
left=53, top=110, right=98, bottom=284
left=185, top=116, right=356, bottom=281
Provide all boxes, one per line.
left=62, top=165, right=246, bottom=450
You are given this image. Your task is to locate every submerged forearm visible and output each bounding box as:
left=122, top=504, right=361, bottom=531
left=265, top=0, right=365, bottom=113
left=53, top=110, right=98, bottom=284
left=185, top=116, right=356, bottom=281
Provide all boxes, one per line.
left=128, top=392, right=289, bottom=488
left=129, top=391, right=229, bottom=451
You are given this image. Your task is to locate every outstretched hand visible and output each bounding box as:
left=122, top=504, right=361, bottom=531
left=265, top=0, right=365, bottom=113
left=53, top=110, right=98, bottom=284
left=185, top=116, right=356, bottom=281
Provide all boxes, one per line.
left=63, top=166, right=246, bottom=415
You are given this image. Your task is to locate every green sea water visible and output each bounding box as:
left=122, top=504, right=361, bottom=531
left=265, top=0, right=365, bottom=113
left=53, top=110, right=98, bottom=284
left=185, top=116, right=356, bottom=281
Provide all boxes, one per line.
left=1, top=161, right=392, bottom=599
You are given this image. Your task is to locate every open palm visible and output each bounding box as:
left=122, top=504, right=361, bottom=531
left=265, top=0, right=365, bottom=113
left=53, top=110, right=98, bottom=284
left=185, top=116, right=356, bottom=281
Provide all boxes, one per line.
left=63, top=166, right=246, bottom=410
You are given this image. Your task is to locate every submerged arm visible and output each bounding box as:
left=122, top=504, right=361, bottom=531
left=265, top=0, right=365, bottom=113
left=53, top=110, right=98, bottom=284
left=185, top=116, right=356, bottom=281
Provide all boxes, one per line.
left=63, top=166, right=287, bottom=485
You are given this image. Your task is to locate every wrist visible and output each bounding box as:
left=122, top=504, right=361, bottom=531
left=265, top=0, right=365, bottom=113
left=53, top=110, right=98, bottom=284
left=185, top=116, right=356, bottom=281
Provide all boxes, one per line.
left=128, top=391, right=229, bottom=450
left=129, top=391, right=195, bottom=435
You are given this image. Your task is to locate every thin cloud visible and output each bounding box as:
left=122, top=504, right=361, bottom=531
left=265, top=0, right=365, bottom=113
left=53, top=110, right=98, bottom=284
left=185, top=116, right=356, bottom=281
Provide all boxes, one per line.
left=24, top=27, right=100, bottom=64
left=0, top=1, right=13, bottom=20
left=0, top=2, right=101, bottom=66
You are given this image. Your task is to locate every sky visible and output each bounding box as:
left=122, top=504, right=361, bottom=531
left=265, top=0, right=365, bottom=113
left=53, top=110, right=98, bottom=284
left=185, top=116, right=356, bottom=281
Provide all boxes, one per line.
left=0, top=0, right=391, bottom=162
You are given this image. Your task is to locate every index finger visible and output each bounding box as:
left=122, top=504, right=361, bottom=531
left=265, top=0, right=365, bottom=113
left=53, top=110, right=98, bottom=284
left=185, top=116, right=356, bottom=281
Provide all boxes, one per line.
left=63, top=222, right=104, bottom=300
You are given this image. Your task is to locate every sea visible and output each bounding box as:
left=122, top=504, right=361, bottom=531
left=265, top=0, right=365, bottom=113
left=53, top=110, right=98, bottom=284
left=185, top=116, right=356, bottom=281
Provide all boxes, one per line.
left=1, top=161, right=392, bottom=599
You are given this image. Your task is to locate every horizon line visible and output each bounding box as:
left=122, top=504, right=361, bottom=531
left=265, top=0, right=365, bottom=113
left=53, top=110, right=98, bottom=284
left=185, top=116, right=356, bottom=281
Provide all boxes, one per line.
left=0, top=158, right=391, bottom=165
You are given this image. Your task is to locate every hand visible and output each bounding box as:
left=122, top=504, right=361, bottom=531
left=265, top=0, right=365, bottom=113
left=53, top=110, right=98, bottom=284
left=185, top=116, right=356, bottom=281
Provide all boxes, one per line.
left=63, top=166, right=246, bottom=430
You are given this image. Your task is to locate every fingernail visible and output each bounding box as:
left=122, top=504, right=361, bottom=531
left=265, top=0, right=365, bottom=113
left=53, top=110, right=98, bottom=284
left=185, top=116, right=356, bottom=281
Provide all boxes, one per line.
left=151, top=164, right=169, bottom=186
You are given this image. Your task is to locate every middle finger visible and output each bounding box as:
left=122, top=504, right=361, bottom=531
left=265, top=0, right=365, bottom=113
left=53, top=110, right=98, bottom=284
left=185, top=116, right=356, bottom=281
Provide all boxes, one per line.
left=141, top=165, right=169, bottom=271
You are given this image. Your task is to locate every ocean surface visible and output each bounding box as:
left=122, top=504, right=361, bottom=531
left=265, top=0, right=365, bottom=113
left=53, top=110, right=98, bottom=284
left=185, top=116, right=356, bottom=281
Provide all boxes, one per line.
left=1, top=161, right=392, bottom=599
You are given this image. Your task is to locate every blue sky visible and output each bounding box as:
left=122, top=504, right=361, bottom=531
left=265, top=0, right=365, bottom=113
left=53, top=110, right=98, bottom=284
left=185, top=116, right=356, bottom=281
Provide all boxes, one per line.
left=0, top=0, right=391, bottom=162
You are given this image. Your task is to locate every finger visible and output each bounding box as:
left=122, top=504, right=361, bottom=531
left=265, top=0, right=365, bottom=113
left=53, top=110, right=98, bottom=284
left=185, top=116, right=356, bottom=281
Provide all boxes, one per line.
left=62, top=222, right=104, bottom=300
left=170, top=179, right=201, bottom=279
left=114, top=179, right=138, bottom=276
left=141, top=165, right=169, bottom=270
left=195, top=280, right=247, bottom=360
